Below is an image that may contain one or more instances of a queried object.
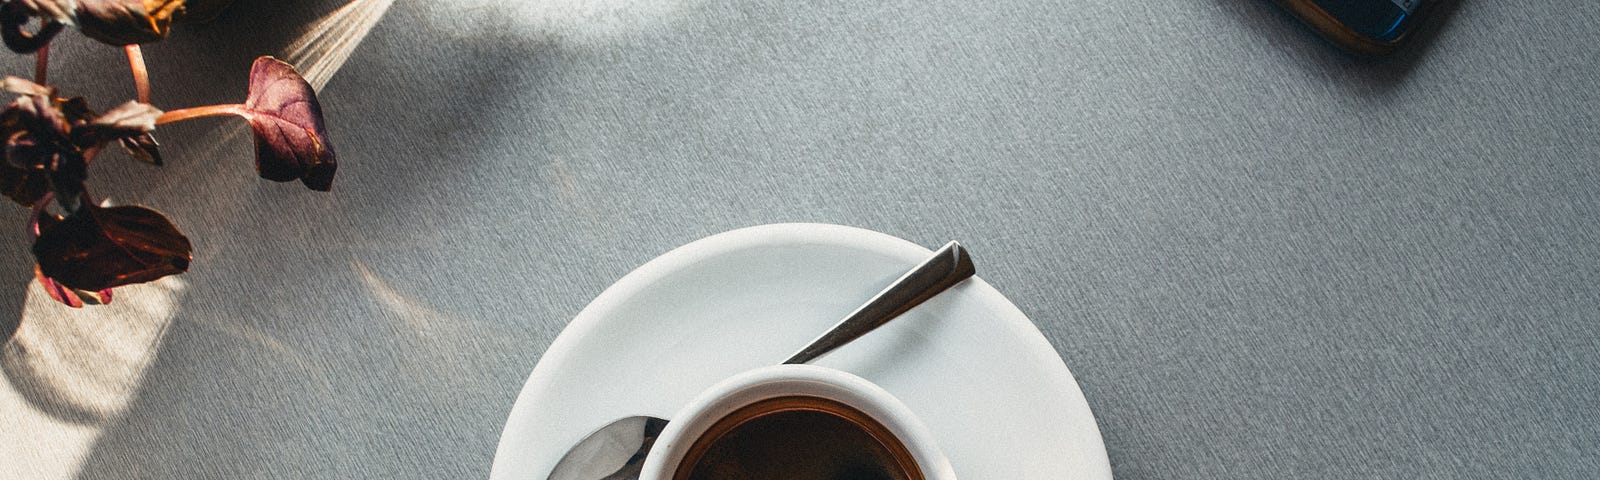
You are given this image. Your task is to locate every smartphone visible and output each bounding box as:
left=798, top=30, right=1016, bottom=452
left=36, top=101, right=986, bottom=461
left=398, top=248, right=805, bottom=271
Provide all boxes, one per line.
left=1275, top=0, right=1427, bottom=55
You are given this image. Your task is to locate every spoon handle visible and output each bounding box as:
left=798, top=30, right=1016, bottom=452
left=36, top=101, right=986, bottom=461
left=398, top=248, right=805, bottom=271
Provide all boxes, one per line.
left=783, top=241, right=975, bottom=365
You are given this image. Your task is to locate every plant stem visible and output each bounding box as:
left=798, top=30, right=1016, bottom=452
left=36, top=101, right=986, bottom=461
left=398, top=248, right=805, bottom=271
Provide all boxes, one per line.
left=33, top=44, right=47, bottom=85
left=157, top=104, right=247, bottom=125
left=126, top=45, right=150, bottom=103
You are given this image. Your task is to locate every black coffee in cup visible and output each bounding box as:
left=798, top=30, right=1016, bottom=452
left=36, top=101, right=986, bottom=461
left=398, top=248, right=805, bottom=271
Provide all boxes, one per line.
left=672, top=395, right=923, bottom=480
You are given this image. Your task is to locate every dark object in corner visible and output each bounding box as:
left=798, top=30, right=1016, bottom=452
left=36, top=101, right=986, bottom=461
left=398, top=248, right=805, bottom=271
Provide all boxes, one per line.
left=1275, top=0, right=1430, bottom=55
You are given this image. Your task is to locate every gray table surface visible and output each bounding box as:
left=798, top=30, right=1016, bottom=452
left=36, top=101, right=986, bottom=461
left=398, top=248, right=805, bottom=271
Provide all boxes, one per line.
left=2, top=0, right=1597, bottom=478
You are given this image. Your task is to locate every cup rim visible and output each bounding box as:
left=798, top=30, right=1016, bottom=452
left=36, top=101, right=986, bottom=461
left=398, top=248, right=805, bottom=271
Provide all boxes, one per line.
left=638, top=364, right=956, bottom=480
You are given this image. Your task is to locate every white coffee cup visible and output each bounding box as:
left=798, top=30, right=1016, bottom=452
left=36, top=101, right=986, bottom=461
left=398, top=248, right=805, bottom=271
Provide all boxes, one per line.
left=638, top=364, right=956, bottom=480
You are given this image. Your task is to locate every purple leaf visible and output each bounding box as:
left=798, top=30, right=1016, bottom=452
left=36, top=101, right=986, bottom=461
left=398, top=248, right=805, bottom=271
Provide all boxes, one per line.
left=243, top=56, right=336, bottom=191
left=33, top=203, right=192, bottom=291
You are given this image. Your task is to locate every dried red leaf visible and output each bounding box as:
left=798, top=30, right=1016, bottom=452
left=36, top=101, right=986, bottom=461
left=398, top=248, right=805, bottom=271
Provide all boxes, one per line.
left=74, top=100, right=160, bottom=146
left=33, top=203, right=191, bottom=291
left=73, top=0, right=186, bottom=46
left=3, top=0, right=224, bottom=51
left=243, top=56, right=336, bottom=191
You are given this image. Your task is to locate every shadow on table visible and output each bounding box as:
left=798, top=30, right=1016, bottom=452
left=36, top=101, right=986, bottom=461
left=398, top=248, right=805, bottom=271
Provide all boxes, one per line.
left=1227, top=0, right=1468, bottom=91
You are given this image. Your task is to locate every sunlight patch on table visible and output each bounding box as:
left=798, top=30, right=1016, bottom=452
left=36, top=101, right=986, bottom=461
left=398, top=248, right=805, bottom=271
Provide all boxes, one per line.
left=284, top=0, right=397, bottom=91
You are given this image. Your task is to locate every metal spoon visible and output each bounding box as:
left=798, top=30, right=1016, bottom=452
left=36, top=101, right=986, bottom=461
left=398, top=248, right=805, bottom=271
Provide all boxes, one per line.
left=546, top=241, right=975, bottom=480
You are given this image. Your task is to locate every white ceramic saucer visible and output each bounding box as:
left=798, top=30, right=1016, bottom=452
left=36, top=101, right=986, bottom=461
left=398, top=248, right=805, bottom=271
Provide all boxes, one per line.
left=490, top=224, right=1111, bottom=479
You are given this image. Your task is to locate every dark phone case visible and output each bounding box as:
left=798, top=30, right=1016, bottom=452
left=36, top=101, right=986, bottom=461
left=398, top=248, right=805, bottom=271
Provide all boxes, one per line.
left=1276, top=0, right=1427, bottom=55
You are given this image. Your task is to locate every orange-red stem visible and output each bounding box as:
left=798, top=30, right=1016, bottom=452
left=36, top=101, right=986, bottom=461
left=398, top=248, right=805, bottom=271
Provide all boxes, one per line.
left=157, top=104, right=248, bottom=124
left=126, top=45, right=150, bottom=103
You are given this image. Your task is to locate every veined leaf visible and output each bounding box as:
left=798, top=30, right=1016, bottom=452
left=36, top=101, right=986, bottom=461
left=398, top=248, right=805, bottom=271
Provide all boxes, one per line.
left=243, top=56, right=336, bottom=191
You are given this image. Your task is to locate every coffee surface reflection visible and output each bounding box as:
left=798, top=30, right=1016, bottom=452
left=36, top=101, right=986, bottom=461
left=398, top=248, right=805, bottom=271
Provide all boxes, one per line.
left=673, top=396, right=923, bottom=480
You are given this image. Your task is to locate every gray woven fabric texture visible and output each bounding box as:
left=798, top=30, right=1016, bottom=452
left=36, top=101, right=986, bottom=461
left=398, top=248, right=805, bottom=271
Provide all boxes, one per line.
left=2, top=0, right=1597, bottom=478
